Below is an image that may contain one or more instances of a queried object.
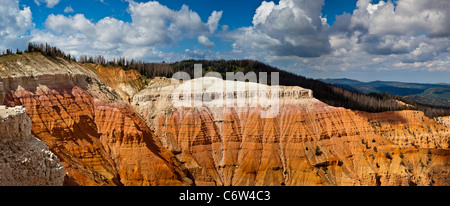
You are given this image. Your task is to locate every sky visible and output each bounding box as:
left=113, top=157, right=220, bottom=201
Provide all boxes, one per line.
left=1, top=0, right=449, bottom=83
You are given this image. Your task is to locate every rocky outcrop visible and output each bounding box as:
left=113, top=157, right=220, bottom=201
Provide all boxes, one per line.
left=0, top=53, right=93, bottom=91
left=0, top=106, right=64, bottom=186
left=94, top=101, right=192, bottom=186
left=133, top=77, right=312, bottom=106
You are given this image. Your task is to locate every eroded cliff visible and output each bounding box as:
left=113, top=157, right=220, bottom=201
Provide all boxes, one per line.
left=1, top=53, right=190, bottom=186
left=1, top=53, right=448, bottom=186
left=132, top=77, right=450, bottom=186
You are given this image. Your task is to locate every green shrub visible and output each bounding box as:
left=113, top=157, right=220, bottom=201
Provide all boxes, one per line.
left=385, top=152, right=392, bottom=159
left=315, top=146, right=323, bottom=156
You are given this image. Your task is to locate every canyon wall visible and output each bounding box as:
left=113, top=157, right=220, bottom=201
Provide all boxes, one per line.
left=1, top=53, right=191, bottom=185
left=143, top=104, right=449, bottom=186
left=132, top=77, right=450, bottom=186
left=0, top=105, right=64, bottom=186
left=1, top=53, right=448, bottom=186
left=3, top=77, right=193, bottom=186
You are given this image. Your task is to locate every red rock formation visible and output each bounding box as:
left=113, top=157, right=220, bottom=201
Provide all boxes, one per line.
left=4, top=80, right=449, bottom=186
left=5, top=84, right=115, bottom=185
left=94, top=101, right=191, bottom=186
left=151, top=101, right=450, bottom=186
left=4, top=84, right=190, bottom=186
left=1, top=54, right=448, bottom=186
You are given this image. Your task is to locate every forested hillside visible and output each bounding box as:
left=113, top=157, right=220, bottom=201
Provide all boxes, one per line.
left=132, top=60, right=449, bottom=117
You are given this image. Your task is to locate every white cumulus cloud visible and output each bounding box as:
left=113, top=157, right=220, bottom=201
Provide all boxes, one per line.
left=64, top=6, right=74, bottom=13
left=35, top=0, right=61, bottom=8
left=11, top=0, right=449, bottom=82
left=207, top=10, right=223, bottom=33
left=32, top=0, right=223, bottom=61
left=330, top=0, right=450, bottom=61
left=229, top=0, right=331, bottom=58
left=0, top=0, right=33, bottom=50
left=198, top=35, right=215, bottom=49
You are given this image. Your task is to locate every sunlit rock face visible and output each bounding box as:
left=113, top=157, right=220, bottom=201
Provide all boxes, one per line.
left=1, top=53, right=190, bottom=186
left=132, top=77, right=450, bottom=186
left=1, top=53, right=448, bottom=186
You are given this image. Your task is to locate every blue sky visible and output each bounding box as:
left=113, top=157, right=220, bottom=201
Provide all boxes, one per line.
left=28, top=0, right=358, bottom=49
left=2, top=0, right=449, bottom=83
left=27, top=0, right=362, bottom=26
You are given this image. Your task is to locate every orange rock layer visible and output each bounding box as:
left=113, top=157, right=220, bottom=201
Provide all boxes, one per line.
left=95, top=65, right=147, bottom=102
left=360, top=111, right=449, bottom=149
left=6, top=83, right=448, bottom=185
left=152, top=102, right=449, bottom=186
left=2, top=54, right=448, bottom=185
left=4, top=84, right=190, bottom=186
left=4, top=81, right=449, bottom=186
left=4, top=54, right=447, bottom=185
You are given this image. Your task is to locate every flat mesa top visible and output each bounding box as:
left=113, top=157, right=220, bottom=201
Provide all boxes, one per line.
left=151, top=77, right=311, bottom=93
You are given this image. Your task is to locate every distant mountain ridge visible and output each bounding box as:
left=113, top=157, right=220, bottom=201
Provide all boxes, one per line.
left=320, top=78, right=450, bottom=107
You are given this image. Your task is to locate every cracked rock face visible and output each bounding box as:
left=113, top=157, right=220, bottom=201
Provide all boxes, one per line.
left=0, top=106, right=64, bottom=186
